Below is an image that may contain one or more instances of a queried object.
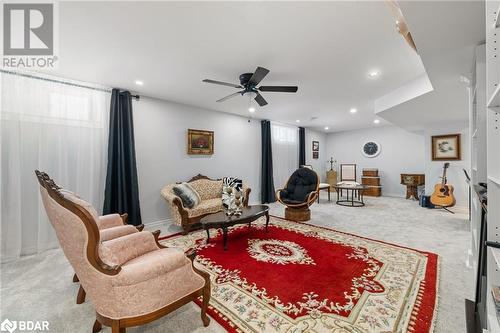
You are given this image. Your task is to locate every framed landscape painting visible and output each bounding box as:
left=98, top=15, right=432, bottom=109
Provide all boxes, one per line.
left=187, top=129, right=214, bottom=155
left=431, top=134, right=461, bottom=160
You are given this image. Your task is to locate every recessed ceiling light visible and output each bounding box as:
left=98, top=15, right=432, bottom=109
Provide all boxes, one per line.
left=374, top=119, right=380, bottom=124
left=135, top=80, right=144, bottom=86
left=368, top=71, right=380, bottom=78
left=350, top=108, right=357, bottom=114
left=248, top=107, right=256, bottom=113
left=324, top=126, right=329, bottom=130
left=295, top=119, right=300, bottom=123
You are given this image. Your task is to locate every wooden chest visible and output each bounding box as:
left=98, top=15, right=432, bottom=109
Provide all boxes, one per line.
left=362, top=168, right=382, bottom=197
left=363, top=186, right=382, bottom=197
left=363, top=169, right=379, bottom=177
left=362, top=177, right=380, bottom=186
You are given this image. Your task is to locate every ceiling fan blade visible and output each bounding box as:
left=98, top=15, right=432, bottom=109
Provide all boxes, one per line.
left=259, top=86, right=298, bottom=93
left=248, top=67, right=270, bottom=86
left=203, top=79, right=242, bottom=89
left=254, top=93, right=268, bottom=107
left=216, top=91, right=242, bottom=102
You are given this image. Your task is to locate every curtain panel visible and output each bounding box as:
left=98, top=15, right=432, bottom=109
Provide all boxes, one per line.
left=0, top=71, right=109, bottom=262
left=299, top=127, right=305, bottom=167
left=271, top=122, right=299, bottom=190
left=103, top=89, right=142, bottom=226
left=260, top=120, right=276, bottom=203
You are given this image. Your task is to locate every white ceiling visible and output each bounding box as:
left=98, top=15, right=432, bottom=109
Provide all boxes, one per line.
left=42, top=1, right=427, bottom=132
left=376, top=0, right=485, bottom=131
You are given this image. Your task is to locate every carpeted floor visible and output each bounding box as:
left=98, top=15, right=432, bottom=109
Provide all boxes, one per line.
left=0, top=196, right=472, bottom=333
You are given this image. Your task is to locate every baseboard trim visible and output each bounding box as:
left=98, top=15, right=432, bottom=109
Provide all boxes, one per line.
left=144, top=218, right=174, bottom=229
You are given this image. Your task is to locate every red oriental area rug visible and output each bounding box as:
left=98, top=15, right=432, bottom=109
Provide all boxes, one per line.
left=160, top=216, right=439, bottom=333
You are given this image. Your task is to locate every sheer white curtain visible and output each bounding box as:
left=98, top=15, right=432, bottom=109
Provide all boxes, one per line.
left=0, top=72, right=110, bottom=262
left=271, top=122, right=299, bottom=189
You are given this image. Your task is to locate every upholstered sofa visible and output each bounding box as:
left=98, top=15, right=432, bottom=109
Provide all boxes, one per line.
left=161, top=174, right=251, bottom=233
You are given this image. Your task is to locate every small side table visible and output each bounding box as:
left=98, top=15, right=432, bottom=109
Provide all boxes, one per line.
left=333, top=184, right=367, bottom=207
left=318, top=183, right=331, bottom=202
left=400, top=174, right=425, bottom=200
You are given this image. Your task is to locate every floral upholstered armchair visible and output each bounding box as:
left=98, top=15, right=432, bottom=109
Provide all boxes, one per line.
left=36, top=171, right=210, bottom=333
left=161, top=174, right=251, bottom=234
left=35, top=171, right=145, bottom=304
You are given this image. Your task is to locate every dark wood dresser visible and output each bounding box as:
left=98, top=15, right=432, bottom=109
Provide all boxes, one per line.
left=361, top=169, right=382, bottom=197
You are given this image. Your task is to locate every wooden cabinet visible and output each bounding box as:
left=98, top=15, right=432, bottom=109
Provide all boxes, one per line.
left=326, top=170, right=337, bottom=187
left=361, top=169, right=381, bottom=197
left=400, top=174, right=425, bottom=200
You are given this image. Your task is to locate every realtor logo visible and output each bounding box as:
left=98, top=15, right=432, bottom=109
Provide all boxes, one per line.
left=0, top=319, right=17, bottom=333
left=3, top=3, right=53, bottom=55
left=2, top=2, right=58, bottom=68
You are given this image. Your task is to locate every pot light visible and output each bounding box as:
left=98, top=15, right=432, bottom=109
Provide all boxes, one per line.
left=295, top=119, right=300, bottom=123
left=324, top=126, right=329, bottom=130
left=248, top=107, right=256, bottom=113
left=374, top=119, right=380, bottom=124
left=368, top=71, right=380, bottom=78
left=135, top=80, right=144, bottom=86
left=350, top=108, right=357, bottom=114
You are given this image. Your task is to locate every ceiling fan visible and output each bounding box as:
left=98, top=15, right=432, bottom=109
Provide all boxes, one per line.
left=202, top=67, right=298, bottom=107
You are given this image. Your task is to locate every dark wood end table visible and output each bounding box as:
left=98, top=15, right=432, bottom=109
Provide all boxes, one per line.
left=200, top=205, right=269, bottom=251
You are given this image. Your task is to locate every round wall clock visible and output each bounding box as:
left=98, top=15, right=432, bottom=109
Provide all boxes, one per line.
left=362, top=141, right=381, bottom=157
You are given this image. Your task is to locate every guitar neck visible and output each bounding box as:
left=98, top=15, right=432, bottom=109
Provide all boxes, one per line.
left=441, top=165, right=448, bottom=185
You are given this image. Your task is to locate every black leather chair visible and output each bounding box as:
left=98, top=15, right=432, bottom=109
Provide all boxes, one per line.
left=276, top=168, right=319, bottom=221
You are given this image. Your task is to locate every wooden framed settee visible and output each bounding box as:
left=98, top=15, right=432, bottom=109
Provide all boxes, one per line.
left=161, top=174, right=251, bottom=234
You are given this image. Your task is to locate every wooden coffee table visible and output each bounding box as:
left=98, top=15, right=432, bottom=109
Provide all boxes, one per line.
left=200, top=205, right=269, bottom=251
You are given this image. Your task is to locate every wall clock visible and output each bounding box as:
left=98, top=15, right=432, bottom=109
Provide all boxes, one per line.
left=362, top=141, right=380, bottom=158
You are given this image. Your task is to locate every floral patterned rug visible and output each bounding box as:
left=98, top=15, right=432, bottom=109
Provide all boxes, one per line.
left=160, top=216, right=439, bottom=333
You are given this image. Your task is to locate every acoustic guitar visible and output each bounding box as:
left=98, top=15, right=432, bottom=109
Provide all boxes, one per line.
left=430, top=162, right=456, bottom=207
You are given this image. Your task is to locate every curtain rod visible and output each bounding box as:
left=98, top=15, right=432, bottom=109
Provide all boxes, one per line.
left=0, top=69, right=140, bottom=100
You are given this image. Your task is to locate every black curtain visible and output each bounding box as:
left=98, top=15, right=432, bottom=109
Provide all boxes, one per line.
left=103, top=89, right=142, bottom=225
left=299, top=127, right=305, bottom=167
left=261, top=120, right=276, bottom=203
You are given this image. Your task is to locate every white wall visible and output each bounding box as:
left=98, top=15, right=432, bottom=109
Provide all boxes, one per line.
left=423, top=121, right=470, bottom=209
left=133, top=97, right=261, bottom=224
left=305, top=129, right=327, bottom=181
left=325, top=126, right=425, bottom=197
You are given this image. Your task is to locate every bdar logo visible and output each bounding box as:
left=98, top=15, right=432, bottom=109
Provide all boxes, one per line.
left=0, top=319, right=17, bottom=333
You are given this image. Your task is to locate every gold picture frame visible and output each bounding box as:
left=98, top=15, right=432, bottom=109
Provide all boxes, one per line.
left=187, top=129, right=214, bottom=155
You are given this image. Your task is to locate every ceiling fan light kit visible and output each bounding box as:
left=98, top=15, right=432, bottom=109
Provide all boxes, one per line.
left=203, top=66, right=298, bottom=108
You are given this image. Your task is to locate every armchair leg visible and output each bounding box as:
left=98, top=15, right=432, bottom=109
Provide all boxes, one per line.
left=110, top=321, right=126, bottom=333
left=92, top=320, right=102, bottom=333
left=201, top=281, right=211, bottom=327
left=76, top=285, right=86, bottom=304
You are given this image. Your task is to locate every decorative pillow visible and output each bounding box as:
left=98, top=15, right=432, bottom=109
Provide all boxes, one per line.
left=173, top=182, right=201, bottom=209
left=222, top=177, right=243, bottom=209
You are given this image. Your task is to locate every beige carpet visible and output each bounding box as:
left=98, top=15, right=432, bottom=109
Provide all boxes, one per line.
left=0, top=196, right=472, bottom=332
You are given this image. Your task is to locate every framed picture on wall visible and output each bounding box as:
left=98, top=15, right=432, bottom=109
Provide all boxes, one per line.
left=312, top=141, right=319, bottom=151
left=187, top=129, right=214, bottom=155
left=313, top=151, right=319, bottom=159
left=431, top=134, right=461, bottom=160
